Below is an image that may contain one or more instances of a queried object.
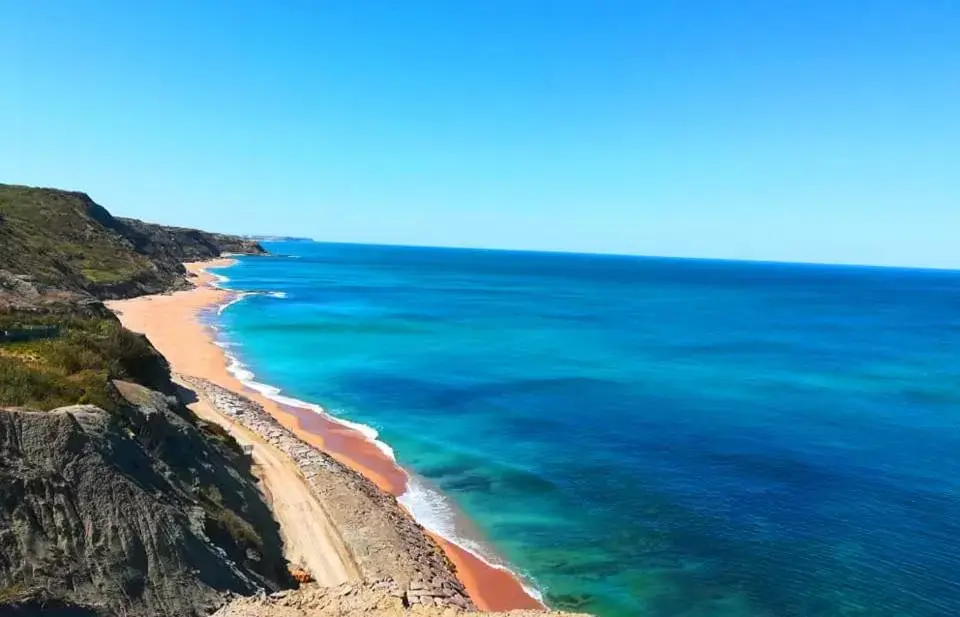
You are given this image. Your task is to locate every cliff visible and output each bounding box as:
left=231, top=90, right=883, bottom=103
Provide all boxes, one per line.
left=0, top=184, right=264, bottom=299
left=0, top=185, right=288, bottom=615
left=0, top=392, right=290, bottom=616
left=116, top=217, right=267, bottom=270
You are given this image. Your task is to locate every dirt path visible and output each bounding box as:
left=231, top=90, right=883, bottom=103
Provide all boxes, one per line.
left=184, top=382, right=362, bottom=586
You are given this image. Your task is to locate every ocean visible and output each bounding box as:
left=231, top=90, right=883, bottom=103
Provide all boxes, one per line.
left=210, top=241, right=960, bottom=617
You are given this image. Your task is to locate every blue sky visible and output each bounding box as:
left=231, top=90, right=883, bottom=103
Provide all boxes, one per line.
left=3, top=1, right=959, bottom=267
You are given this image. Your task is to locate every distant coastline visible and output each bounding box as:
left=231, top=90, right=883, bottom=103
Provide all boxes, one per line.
left=245, top=234, right=316, bottom=243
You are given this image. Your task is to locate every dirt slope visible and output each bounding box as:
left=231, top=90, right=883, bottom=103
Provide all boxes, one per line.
left=185, top=385, right=361, bottom=586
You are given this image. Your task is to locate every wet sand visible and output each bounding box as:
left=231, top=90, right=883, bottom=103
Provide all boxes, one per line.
left=106, top=259, right=542, bottom=612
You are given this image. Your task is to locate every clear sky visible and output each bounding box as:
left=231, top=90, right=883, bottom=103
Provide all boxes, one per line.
left=3, top=1, right=959, bottom=267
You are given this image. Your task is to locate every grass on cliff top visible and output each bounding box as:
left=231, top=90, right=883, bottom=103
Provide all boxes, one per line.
left=0, top=312, right=163, bottom=411
left=0, top=584, right=29, bottom=604
left=0, top=184, right=156, bottom=289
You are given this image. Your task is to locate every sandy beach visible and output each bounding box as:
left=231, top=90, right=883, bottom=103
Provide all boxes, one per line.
left=106, top=259, right=542, bottom=612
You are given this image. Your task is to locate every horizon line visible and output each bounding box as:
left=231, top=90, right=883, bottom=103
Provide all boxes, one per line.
left=247, top=238, right=960, bottom=274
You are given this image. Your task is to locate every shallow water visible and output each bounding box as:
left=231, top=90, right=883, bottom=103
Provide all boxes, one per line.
left=213, top=242, right=960, bottom=617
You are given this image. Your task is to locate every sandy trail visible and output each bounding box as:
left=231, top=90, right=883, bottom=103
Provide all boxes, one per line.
left=184, top=382, right=361, bottom=586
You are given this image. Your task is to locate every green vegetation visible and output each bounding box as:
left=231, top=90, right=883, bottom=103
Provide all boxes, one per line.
left=0, top=183, right=264, bottom=297
left=0, top=359, right=114, bottom=411
left=0, top=311, right=165, bottom=411
left=207, top=500, right=264, bottom=549
left=0, top=182, right=263, bottom=409
left=0, top=584, right=29, bottom=604
left=0, top=183, right=263, bottom=410
left=0, top=307, right=270, bottom=565
left=0, top=184, right=161, bottom=293
left=199, top=481, right=265, bottom=562
left=0, top=183, right=287, bottom=607
left=198, top=419, right=246, bottom=458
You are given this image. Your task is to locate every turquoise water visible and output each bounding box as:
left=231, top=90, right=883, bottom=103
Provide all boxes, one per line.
left=213, top=242, right=960, bottom=617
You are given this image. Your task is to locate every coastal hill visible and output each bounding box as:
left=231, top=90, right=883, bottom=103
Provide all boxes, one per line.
left=0, top=185, right=284, bottom=614
left=0, top=184, right=264, bottom=299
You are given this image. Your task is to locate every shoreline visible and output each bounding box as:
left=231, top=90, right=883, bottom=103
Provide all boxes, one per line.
left=107, top=258, right=542, bottom=612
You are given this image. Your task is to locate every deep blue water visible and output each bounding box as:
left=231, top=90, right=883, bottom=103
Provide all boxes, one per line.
left=213, top=242, right=960, bottom=617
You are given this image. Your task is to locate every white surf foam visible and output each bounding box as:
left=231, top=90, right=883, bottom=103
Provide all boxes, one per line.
left=207, top=278, right=543, bottom=605
left=398, top=476, right=545, bottom=603
left=215, top=289, right=287, bottom=315
left=398, top=476, right=484, bottom=555
left=208, top=271, right=231, bottom=289
left=217, top=292, right=255, bottom=315
left=269, top=394, right=399, bottom=460
left=219, top=335, right=544, bottom=602
left=211, top=324, right=398, bottom=462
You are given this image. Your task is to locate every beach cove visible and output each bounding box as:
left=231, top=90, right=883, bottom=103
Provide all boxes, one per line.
left=106, top=259, right=542, bottom=612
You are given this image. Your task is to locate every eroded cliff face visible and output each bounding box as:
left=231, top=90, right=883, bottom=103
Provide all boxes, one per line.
left=0, top=187, right=290, bottom=615
left=0, top=385, right=291, bottom=616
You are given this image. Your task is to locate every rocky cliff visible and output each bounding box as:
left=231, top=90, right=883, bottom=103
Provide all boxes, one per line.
left=0, top=279, right=293, bottom=615
left=116, top=217, right=266, bottom=270
left=0, top=391, right=290, bottom=616
left=0, top=184, right=265, bottom=299
left=0, top=185, right=288, bottom=615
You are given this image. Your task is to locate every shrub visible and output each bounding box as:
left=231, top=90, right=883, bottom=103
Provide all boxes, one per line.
left=0, top=311, right=161, bottom=411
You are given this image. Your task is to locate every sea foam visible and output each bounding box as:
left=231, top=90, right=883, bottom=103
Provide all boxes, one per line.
left=208, top=271, right=231, bottom=289
left=397, top=477, right=545, bottom=602
left=213, top=289, right=287, bottom=315
left=211, top=285, right=544, bottom=605
left=213, top=294, right=396, bottom=461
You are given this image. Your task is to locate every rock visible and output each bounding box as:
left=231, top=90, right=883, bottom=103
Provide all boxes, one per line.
left=290, top=567, right=314, bottom=584
left=214, top=582, right=589, bottom=616
left=0, top=399, right=289, bottom=617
